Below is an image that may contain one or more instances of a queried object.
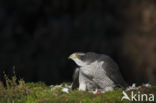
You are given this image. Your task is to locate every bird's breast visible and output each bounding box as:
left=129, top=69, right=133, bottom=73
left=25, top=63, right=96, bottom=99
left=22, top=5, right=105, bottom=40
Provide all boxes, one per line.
left=80, top=61, right=104, bottom=76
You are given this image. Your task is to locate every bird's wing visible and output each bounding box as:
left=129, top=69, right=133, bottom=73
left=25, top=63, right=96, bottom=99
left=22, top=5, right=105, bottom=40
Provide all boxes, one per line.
left=100, top=55, right=127, bottom=87
left=72, top=68, right=79, bottom=90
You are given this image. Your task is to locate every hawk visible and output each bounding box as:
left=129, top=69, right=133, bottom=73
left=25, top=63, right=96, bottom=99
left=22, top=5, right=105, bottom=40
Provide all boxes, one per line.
left=69, top=52, right=127, bottom=92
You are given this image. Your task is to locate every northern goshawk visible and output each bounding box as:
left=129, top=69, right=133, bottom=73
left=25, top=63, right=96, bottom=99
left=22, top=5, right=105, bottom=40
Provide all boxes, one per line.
left=69, top=52, right=127, bottom=92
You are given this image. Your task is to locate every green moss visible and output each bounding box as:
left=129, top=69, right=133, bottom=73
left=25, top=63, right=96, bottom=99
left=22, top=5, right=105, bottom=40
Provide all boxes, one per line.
left=0, top=76, right=156, bottom=103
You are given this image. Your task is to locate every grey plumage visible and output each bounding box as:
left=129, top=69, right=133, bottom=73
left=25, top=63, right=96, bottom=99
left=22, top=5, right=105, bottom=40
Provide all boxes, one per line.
left=69, top=52, right=127, bottom=91
left=72, top=68, right=79, bottom=90
left=100, top=55, right=127, bottom=87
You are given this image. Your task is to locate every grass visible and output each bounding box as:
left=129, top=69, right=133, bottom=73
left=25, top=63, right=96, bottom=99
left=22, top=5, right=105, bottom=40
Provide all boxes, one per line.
left=0, top=75, right=156, bottom=103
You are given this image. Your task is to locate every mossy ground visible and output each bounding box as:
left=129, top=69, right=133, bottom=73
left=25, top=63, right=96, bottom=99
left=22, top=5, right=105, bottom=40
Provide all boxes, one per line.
left=0, top=76, right=155, bottom=103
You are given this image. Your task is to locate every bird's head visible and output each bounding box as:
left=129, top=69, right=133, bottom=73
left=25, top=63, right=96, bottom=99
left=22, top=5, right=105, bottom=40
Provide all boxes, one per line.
left=68, top=52, right=97, bottom=67
left=68, top=52, right=87, bottom=66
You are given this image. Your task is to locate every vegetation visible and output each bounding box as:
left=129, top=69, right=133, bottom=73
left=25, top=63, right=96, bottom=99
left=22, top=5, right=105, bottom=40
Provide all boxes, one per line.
left=0, top=75, right=155, bottom=103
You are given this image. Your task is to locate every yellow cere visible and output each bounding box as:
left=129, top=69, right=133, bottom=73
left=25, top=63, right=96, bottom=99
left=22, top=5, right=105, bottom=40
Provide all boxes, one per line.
left=75, top=53, right=79, bottom=58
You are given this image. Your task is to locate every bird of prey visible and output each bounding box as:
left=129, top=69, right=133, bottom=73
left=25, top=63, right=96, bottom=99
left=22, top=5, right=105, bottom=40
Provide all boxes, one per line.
left=69, top=52, right=127, bottom=92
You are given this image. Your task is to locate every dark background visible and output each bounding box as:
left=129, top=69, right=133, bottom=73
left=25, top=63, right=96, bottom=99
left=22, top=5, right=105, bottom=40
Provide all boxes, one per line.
left=0, top=0, right=156, bottom=85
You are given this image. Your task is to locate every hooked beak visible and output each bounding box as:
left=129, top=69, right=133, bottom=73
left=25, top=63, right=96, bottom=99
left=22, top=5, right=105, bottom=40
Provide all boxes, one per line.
left=68, top=54, right=73, bottom=59
left=68, top=53, right=79, bottom=60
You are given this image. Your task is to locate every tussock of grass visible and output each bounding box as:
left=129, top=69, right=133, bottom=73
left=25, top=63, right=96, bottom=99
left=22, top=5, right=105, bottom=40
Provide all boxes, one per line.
left=0, top=75, right=156, bottom=103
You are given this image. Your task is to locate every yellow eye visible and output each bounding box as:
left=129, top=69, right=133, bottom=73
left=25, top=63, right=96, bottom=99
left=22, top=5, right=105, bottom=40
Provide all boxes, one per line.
left=75, top=54, right=79, bottom=58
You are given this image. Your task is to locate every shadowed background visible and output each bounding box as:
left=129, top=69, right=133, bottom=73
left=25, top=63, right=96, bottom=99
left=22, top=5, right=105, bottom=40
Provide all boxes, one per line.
left=0, top=0, right=156, bottom=85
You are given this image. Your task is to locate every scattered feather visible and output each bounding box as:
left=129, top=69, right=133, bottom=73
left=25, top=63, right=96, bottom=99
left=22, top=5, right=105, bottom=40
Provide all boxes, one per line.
left=62, top=88, right=69, bottom=93
left=126, top=83, right=151, bottom=91
left=143, top=83, right=151, bottom=87
left=126, top=83, right=140, bottom=91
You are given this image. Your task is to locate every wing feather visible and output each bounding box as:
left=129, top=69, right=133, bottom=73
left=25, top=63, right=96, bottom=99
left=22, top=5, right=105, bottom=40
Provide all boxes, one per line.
left=100, top=55, right=127, bottom=87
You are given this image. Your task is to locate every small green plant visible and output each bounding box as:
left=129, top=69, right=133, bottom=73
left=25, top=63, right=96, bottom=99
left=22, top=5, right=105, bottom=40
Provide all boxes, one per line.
left=0, top=74, right=156, bottom=103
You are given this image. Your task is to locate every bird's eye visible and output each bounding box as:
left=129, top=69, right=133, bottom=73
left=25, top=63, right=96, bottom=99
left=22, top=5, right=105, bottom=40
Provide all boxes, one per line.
left=75, top=54, right=79, bottom=58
